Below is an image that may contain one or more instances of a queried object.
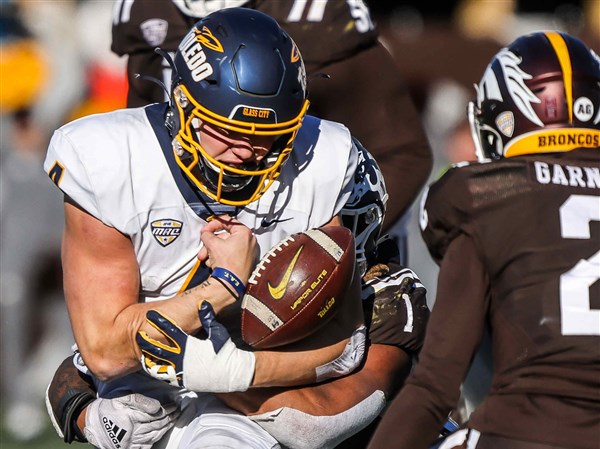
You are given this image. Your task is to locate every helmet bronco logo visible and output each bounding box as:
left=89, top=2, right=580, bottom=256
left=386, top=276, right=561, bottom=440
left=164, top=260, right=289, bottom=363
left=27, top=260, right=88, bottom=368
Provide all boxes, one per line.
left=479, top=49, right=543, bottom=127
left=151, top=220, right=183, bottom=246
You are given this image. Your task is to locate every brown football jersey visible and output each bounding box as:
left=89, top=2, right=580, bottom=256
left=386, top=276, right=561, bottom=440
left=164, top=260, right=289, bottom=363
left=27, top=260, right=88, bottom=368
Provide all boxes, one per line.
left=111, top=0, right=377, bottom=103
left=252, top=0, right=378, bottom=72
left=371, top=148, right=600, bottom=449
left=112, top=0, right=196, bottom=106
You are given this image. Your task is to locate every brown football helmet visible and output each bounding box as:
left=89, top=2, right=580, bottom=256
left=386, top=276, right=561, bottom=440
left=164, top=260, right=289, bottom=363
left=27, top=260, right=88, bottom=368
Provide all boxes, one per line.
left=468, top=31, right=600, bottom=161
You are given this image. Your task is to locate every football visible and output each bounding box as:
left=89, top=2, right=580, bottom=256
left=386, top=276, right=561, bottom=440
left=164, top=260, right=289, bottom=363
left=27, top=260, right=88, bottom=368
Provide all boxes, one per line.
left=241, top=226, right=356, bottom=349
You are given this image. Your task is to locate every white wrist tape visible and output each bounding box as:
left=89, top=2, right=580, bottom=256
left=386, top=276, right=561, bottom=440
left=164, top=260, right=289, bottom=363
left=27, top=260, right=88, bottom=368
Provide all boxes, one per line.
left=315, top=325, right=366, bottom=382
left=183, top=337, right=256, bottom=393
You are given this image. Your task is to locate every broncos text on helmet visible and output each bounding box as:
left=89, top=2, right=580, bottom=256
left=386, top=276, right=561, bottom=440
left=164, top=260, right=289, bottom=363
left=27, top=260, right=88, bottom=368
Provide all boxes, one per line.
left=169, top=7, right=309, bottom=206
left=468, top=31, right=600, bottom=161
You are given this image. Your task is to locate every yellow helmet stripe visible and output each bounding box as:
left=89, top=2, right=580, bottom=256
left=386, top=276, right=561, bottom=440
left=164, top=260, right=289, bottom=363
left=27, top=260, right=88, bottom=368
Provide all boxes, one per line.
left=545, top=31, right=573, bottom=124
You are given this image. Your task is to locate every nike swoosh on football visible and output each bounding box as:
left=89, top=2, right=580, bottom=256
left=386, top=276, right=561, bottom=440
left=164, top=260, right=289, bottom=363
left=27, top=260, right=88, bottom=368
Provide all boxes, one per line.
left=261, top=216, right=293, bottom=228
left=268, top=246, right=304, bottom=299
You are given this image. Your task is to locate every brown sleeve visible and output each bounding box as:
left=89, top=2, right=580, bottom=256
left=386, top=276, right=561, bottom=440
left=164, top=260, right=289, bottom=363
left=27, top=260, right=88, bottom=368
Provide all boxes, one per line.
left=254, top=0, right=379, bottom=69
left=420, top=165, right=473, bottom=264
left=367, top=233, right=489, bottom=449
left=47, top=355, right=96, bottom=442
left=364, top=264, right=430, bottom=355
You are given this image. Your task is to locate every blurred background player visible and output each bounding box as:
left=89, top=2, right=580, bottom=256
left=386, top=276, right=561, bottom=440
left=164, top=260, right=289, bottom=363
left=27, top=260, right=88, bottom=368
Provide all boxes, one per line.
left=111, top=0, right=433, bottom=265
left=368, top=31, right=600, bottom=449
left=0, top=5, right=72, bottom=440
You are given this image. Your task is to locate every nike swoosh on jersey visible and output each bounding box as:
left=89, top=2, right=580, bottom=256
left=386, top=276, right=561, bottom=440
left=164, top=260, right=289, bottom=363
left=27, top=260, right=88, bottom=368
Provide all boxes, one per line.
left=268, top=246, right=304, bottom=299
left=261, top=216, right=293, bottom=228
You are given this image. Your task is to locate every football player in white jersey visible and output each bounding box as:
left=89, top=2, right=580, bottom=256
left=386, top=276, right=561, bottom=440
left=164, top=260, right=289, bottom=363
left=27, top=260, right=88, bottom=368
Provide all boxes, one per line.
left=43, top=7, right=369, bottom=448
left=46, top=141, right=430, bottom=449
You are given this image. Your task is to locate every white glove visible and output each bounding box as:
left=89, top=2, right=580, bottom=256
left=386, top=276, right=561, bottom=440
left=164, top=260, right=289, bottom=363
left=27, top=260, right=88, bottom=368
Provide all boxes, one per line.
left=84, top=394, right=180, bottom=449
left=136, top=301, right=256, bottom=393
left=315, top=325, right=367, bottom=382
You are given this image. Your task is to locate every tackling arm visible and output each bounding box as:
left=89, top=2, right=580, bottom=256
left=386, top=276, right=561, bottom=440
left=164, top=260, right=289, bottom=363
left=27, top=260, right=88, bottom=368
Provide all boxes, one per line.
left=219, top=343, right=410, bottom=449
left=45, top=354, right=179, bottom=447
left=63, top=200, right=254, bottom=381
left=215, top=259, right=426, bottom=448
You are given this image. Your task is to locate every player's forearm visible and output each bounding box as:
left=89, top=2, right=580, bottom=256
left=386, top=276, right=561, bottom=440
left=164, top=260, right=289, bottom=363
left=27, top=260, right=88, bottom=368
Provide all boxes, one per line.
left=252, top=338, right=349, bottom=387
left=81, top=277, right=237, bottom=381
left=222, top=343, right=410, bottom=415
left=138, top=276, right=238, bottom=338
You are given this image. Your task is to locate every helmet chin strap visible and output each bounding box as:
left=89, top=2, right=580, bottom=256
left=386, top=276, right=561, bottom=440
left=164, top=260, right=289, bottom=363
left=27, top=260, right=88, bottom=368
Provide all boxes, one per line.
left=467, top=101, right=486, bottom=162
left=134, top=48, right=179, bottom=104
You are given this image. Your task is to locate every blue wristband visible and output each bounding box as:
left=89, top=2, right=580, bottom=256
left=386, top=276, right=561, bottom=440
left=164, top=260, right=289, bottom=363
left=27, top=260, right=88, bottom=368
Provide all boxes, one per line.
left=211, top=267, right=246, bottom=300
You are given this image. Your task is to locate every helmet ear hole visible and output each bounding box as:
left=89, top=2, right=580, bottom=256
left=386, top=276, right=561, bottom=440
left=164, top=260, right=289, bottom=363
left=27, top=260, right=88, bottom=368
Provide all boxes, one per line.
left=165, top=107, right=180, bottom=137
left=480, top=125, right=504, bottom=160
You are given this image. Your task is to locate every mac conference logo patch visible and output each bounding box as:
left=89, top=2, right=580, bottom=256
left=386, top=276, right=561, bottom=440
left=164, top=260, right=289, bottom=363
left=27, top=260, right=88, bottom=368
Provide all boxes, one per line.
left=151, top=219, right=183, bottom=246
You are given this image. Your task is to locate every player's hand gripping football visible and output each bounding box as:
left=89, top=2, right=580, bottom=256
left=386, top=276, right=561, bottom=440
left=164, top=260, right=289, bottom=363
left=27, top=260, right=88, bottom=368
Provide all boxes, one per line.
left=136, top=302, right=255, bottom=393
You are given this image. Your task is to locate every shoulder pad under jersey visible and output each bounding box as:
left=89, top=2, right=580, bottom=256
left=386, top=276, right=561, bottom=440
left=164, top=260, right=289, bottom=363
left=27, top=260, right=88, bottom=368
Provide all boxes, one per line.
left=363, top=263, right=429, bottom=354
left=419, top=161, right=481, bottom=264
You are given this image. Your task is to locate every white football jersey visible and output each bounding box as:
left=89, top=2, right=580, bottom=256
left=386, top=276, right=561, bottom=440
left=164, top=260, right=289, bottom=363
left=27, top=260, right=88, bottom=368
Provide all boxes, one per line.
left=44, top=104, right=357, bottom=302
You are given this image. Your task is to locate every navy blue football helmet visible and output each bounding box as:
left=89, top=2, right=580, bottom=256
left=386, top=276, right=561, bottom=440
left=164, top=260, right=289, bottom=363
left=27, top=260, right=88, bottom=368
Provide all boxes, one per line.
left=170, top=7, right=309, bottom=205
left=468, top=31, right=600, bottom=161
left=341, top=139, right=388, bottom=277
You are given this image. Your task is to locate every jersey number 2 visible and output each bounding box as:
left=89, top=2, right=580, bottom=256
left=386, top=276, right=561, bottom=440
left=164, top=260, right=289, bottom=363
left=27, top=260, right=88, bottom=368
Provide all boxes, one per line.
left=559, top=194, right=600, bottom=336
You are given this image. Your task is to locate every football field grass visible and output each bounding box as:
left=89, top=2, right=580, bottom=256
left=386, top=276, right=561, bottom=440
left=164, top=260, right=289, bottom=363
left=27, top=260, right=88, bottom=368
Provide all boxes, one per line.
left=0, top=413, right=69, bottom=449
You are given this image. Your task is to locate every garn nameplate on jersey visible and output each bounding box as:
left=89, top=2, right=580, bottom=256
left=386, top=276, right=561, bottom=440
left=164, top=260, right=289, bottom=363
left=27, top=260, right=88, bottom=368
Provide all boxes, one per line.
left=532, top=161, right=600, bottom=188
